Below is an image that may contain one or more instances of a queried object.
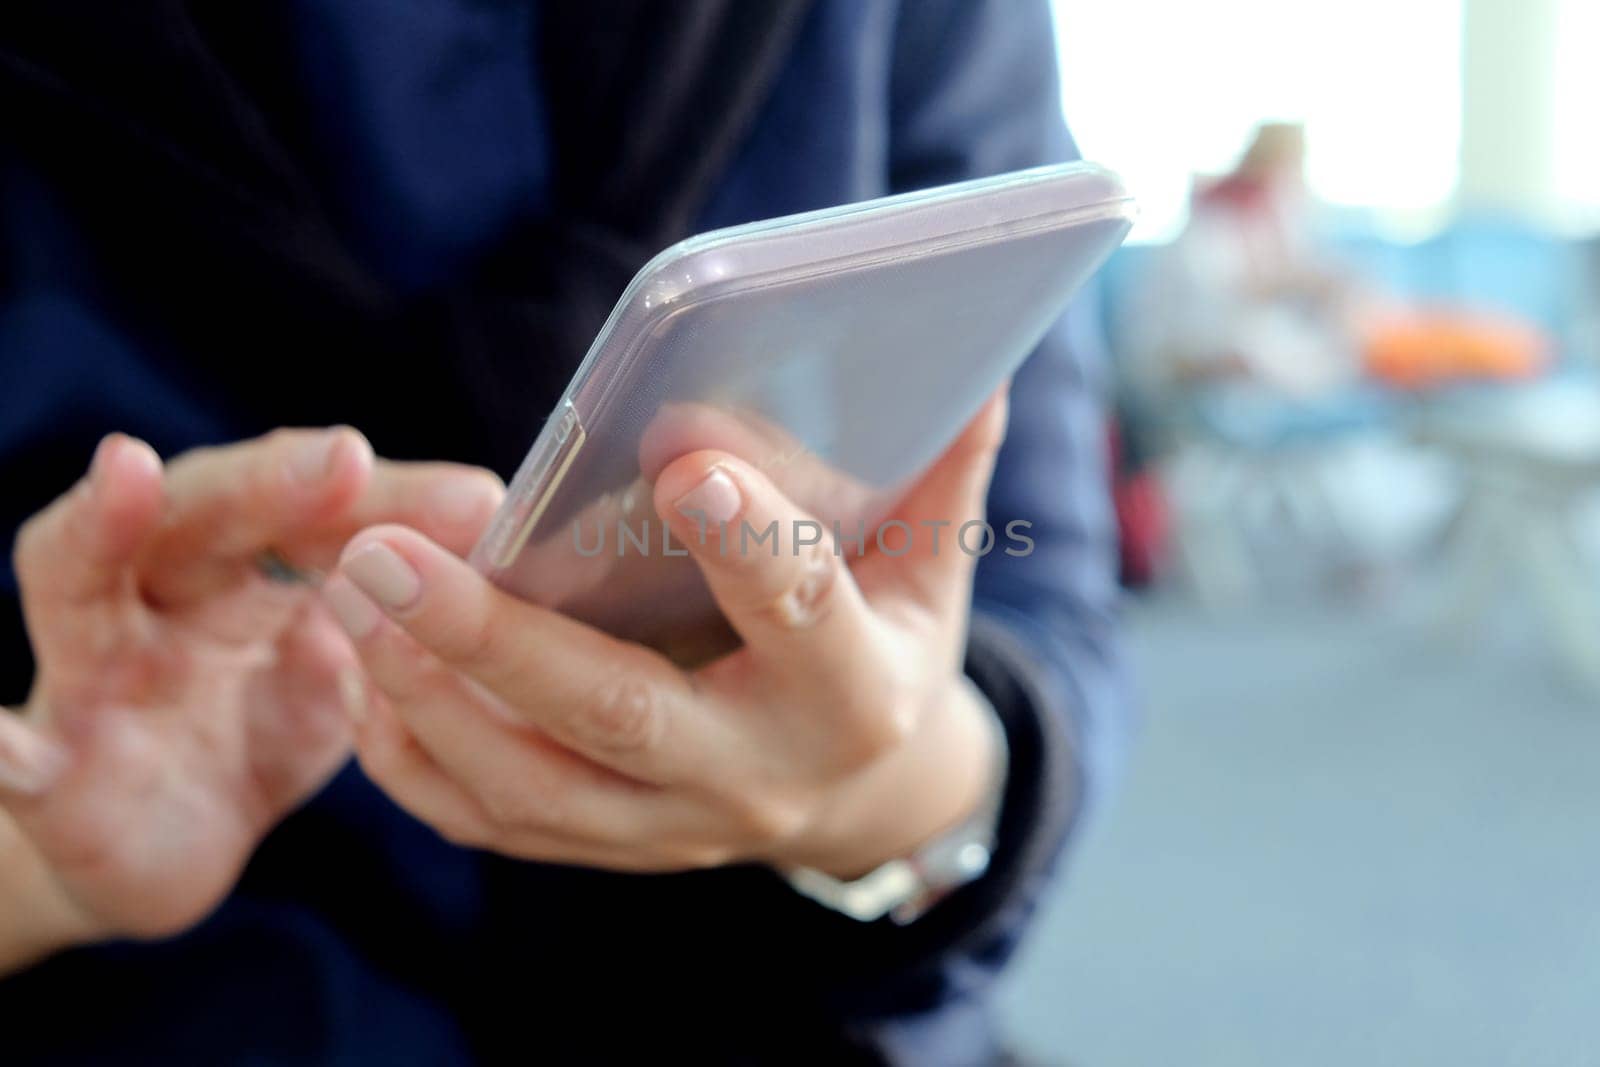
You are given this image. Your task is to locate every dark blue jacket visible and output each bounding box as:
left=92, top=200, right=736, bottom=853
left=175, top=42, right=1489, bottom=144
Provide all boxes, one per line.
left=0, top=1, right=1127, bottom=1062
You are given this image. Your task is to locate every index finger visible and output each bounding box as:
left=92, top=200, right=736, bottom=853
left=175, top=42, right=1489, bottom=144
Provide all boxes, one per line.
left=15, top=434, right=165, bottom=604
left=146, top=429, right=504, bottom=604
left=331, top=524, right=722, bottom=786
left=13, top=434, right=164, bottom=655
left=155, top=426, right=374, bottom=561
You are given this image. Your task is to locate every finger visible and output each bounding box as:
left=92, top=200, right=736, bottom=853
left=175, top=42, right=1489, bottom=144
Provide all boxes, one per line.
left=237, top=602, right=357, bottom=806
left=0, top=710, right=70, bottom=800
left=159, top=429, right=501, bottom=573
left=326, top=579, right=726, bottom=857
left=332, top=460, right=504, bottom=560
left=160, top=426, right=374, bottom=559
left=649, top=455, right=919, bottom=767
left=650, top=451, right=878, bottom=678
left=141, top=427, right=374, bottom=604
left=340, top=671, right=507, bottom=850
left=854, top=388, right=1010, bottom=613
left=324, top=544, right=716, bottom=787
left=14, top=435, right=164, bottom=648
left=638, top=402, right=881, bottom=521
left=347, top=671, right=723, bottom=870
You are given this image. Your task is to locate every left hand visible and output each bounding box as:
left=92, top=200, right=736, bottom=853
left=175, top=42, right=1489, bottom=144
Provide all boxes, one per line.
left=0, top=427, right=504, bottom=956
left=322, top=393, right=1009, bottom=878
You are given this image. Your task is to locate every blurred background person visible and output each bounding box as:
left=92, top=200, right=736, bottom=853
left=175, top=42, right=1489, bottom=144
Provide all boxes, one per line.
left=999, top=3, right=1600, bottom=1064
left=1120, top=115, right=1551, bottom=602
left=1128, top=121, right=1368, bottom=399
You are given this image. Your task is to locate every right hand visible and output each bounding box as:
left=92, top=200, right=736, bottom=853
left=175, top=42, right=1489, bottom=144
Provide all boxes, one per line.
left=0, top=428, right=503, bottom=960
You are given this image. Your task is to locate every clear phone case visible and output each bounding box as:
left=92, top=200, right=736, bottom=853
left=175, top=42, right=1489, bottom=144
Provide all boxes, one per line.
left=470, top=162, right=1135, bottom=659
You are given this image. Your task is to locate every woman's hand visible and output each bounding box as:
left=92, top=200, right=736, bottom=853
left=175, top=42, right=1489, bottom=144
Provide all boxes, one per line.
left=0, top=428, right=502, bottom=965
left=324, top=394, right=1009, bottom=880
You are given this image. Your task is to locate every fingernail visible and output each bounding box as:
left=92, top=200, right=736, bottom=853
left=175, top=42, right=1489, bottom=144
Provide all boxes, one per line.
left=289, top=432, right=339, bottom=486
left=0, top=728, right=70, bottom=796
left=323, top=574, right=382, bottom=639
left=674, top=467, right=741, bottom=525
left=336, top=667, right=368, bottom=726
left=343, top=542, right=422, bottom=611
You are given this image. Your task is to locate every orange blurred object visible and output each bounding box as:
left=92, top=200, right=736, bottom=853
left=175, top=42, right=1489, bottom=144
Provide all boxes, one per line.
left=1363, top=311, right=1549, bottom=388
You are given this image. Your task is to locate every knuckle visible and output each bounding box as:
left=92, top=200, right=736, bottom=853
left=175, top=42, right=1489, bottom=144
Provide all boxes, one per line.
left=572, top=674, right=664, bottom=756
left=267, top=428, right=306, bottom=471
left=832, top=724, right=895, bottom=772
left=476, top=776, right=566, bottom=834
left=758, top=541, right=839, bottom=630
left=331, top=423, right=371, bottom=455
left=368, top=641, right=433, bottom=705
left=256, top=428, right=298, bottom=475
left=873, top=701, right=920, bottom=752
left=434, top=598, right=506, bottom=674
left=834, top=685, right=918, bottom=770
left=727, top=793, right=808, bottom=849
left=264, top=426, right=316, bottom=457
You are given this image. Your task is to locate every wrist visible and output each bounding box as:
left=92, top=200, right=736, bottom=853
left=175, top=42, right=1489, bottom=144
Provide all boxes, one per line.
left=0, top=810, right=99, bottom=975
left=0, top=704, right=101, bottom=976
left=775, top=675, right=1002, bottom=879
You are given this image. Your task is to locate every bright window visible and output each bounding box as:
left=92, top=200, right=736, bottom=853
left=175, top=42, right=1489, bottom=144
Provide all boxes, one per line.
left=1551, top=0, right=1600, bottom=224
left=1050, top=0, right=1464, bottom=241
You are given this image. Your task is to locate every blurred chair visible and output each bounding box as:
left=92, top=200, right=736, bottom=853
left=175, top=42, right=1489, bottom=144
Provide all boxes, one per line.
left=1107, top=220, right=1589, bottom=606
left=1151, top=386, right=1404, bottom=603
left=1389, top=222, right=1600, bottom=684
left=1413, top=374, right=1600, bottom=687
left=1108, top=239, right=1433, bottom=605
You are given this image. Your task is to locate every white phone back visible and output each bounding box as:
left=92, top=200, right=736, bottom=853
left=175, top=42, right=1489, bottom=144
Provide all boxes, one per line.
left=471, top=162, right=1135, bottom=657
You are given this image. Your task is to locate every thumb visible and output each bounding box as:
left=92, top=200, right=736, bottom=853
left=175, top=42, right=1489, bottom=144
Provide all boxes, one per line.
left=854, top=387, right=1010, bottom=612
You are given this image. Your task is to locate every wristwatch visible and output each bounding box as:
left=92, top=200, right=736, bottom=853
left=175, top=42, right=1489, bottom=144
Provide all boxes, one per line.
left=781, top=679, right=1010, bottom=925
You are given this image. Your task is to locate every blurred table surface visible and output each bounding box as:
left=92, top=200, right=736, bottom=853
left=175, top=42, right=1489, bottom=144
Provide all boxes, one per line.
left=1411, top=373, right=1600, bottom=481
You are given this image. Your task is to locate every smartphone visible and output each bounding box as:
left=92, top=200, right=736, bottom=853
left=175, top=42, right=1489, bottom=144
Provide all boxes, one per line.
left=470, top=161, right=1135, bottom=659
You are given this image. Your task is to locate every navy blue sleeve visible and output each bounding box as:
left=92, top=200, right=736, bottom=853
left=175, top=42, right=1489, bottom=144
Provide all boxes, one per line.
left=885, top=0, right=1131, bottom=1007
